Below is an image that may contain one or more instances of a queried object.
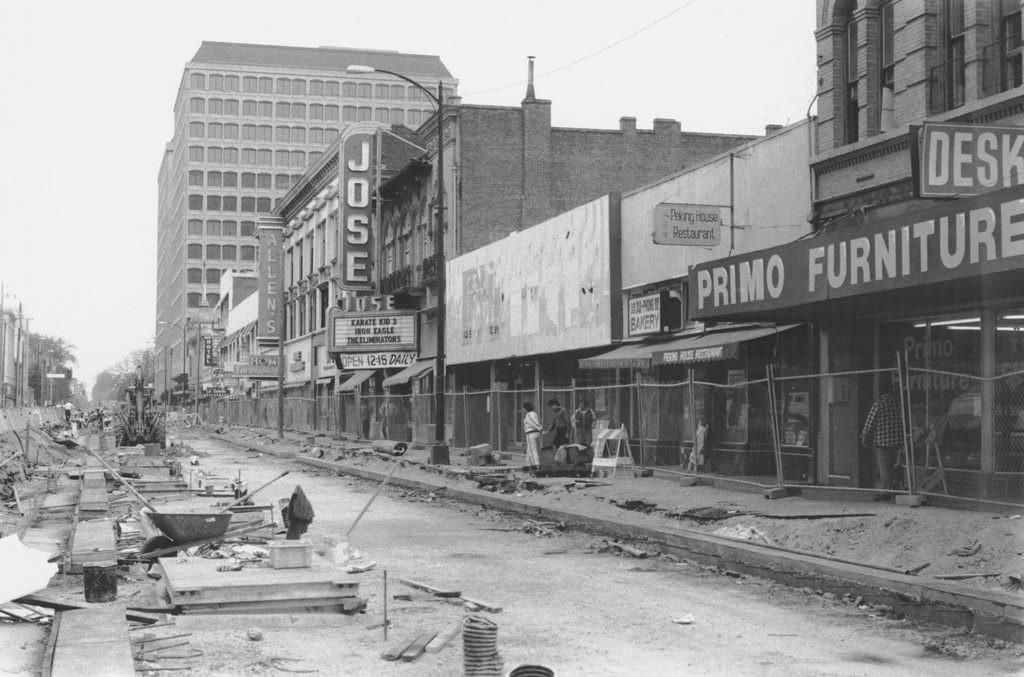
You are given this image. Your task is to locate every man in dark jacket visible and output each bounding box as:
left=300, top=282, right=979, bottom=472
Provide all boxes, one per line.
left=547, top=398, right=570, bottom=448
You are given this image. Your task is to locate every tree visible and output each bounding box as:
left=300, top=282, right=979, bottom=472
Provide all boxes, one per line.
left=27, top=334, right=78, bottom=405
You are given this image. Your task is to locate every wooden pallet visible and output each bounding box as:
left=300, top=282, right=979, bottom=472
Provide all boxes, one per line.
left=48, top=607, right=134, bottom=677
left=77, top=487, right=108, bottom=513
left=159, top=555, right=362, bottom=614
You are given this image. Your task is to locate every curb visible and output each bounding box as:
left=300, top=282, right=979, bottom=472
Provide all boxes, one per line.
left=208, top=431, right=1024, bottom=643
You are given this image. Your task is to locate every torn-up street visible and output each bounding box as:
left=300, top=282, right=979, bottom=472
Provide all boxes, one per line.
left=2, top=421, right=1021, bottom=676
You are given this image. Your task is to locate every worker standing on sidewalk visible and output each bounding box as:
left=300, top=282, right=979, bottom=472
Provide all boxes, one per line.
left=860, top=382, right=904, bottom=490
left=522, top=401, right=543, bottom=468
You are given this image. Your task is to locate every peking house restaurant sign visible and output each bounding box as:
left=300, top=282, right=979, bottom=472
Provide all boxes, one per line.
left=688, top=183, right=1024, bottom=320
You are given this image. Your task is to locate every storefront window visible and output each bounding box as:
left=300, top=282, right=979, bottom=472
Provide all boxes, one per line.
left=996, top=310, right=1024, bottom=472
left=882, top=316, right=981, bottom=470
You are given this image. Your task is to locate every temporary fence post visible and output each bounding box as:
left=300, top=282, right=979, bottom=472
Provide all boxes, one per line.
left=635, top=372, right=646, bottom=467
left=462, top=386, right=470, bottom=448
left=896, top=351, right=917, bottom=495
left=687, top=368, right=697, bottom=473
left=766, top=364, right=786, bottom=494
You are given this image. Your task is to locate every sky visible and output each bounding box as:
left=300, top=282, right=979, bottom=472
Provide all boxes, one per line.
left=0, top=0, right=816, bottom=394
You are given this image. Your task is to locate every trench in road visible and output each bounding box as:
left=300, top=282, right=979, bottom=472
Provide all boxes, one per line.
left=179, top=435, right=1023, bottom=677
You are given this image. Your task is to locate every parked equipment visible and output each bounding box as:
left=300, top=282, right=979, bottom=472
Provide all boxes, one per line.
left=113, top=365, right=166, bottom=448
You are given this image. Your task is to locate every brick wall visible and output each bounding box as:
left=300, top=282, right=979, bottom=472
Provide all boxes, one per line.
left=454, top=105, right=753, bottom=257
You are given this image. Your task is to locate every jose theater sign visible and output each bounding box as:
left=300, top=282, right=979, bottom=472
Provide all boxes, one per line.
left=689, top=184, right=1024, bottom=319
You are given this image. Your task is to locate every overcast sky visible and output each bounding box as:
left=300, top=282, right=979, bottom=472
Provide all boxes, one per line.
left=0, top=0, right=816, bottom=392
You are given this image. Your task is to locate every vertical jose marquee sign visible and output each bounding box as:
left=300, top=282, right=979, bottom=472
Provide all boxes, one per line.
left=339, top=124, right=379, bottom=291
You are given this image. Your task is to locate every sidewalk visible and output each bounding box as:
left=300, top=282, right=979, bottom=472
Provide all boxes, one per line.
left=201, top=425, right=1024, bottom=643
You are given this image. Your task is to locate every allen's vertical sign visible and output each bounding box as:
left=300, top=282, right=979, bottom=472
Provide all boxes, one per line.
left=256, top=218, right=284, bottom=344
left=339, top=124, right=379, bottom=291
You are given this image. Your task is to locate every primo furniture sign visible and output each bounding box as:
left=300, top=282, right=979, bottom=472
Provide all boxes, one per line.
left=689, top=183, right=1024, bottom=318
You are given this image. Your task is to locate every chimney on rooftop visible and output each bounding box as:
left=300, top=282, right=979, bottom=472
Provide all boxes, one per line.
left=524, top=55, right=536, bottom=101
left=765, top=124, right=783, bottom=135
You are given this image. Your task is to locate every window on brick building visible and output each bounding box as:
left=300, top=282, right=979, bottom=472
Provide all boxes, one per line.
left=222, top=245, right=236, bottom=261
left=258, top=101, right=273, bottom=118
left=225, top=75, right=239, bottom=92
left=945, top=0, right=966, bottom=110
left=241, top=173, right=255, bottom=189
left=206, top=244, right=221, bottom=260
left=206, top=268, right=220, bottom=284
left=879, top=1, right=896, bottom=132
left=206, top=219, right=221, bottom=236
left=189, top=122, right=204, bottom=138
left=209, top=74, right=224, bottom=91
left=188, top=219, right=203, bottom=235
left=222, top=196, right=237, bottom=212
left=842, top=2, right=859, bottom=144
left=258, top=77, right=272, bottom=94
left=326, top=81, right=340, bottom=96
left=188, top=170, right=203, bottom=186
left=311, top=79, right=325, bottom=96
left=223, top=171, right=237, bottom=187
left=187, top=268, right=203, bottom=283
left=187, top=293, right=202, bottom=307
left=243, top=100, right=257, bottom=116
left=188, top=194, right=203, bottom=210
left=225, top=99, right=239, bottom=115
left=190, top=73, right=205, bottom=89
left=241, top=245, right=256, bottom=261
left=996, top=0, right=1023, bottom=92
left=224, top=123, right=239, bottom=140
left=206, top=171, right=221, bottom=187
left=208, top=147, right=223, bottom=163
left=187, top=244, right=202, bottom=259
left=257, top=173, right=271, bottom=189
left=222, top=220, right=237, bottom=236
left=276, top=78, right=290, bottom=95
left=291, top=126, right=305, bottom=143
left=292, top=79, right=306, bottom=95
left=240, top=221, right=255, bottom=237
left=310, top=127, right=325, bottom=144
left=243, top=76, right=257, bottom=93
left=189, top=145, right=204, bottom=162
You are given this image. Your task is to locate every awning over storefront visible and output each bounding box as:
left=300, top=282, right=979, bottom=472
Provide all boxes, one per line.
left=578, top=341, right=656, bottom=370
left=651, top=324, right=801, bottom=366
left=382, top=360, right=433, bottom=388
left=338, top=370, right=375, bottom=392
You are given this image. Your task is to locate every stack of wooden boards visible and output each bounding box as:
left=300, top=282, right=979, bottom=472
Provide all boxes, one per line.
left=159, top=555, right=364, bottom=615
left=45, top=607, right=135, bottom=677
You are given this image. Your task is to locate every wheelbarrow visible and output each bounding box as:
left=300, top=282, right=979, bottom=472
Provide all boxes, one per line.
left=147, top=511, right=233, bottom=543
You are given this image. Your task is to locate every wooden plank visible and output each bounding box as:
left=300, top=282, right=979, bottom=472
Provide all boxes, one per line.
left=50, top=607, right=134, bottom=677
left=69, top=519, right=116, bottom=572
left=399, top=631, right=437, bottom=662
left=459, top=595, right=502, bottom=613
left=397, top=577, right=461, bottom=598
left=381, top=635, right=420, bottom=661
left=424, top=621, right=462, bottom=653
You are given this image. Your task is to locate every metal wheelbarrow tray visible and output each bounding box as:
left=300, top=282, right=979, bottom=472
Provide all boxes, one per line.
left=148, top=511, right=233, bottom=544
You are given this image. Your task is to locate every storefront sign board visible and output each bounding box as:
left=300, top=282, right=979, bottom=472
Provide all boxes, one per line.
left=337, top=352, right=417, bottom=369
left=919, top=122, right=1024, bottom=198
left=652, top=203, right=722, bottom=246
left=328, top=309, right=416, bottom=353
left=256, top=220, right=283, bottom=343
left=689, top=184, right=1024, bottom=319
left=627, top=292, right=662, bottom=336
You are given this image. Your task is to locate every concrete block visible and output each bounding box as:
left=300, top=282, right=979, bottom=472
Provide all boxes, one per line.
left=895, top=493, right=925, bottom=507
left=763, top=487, right=789, bottom=500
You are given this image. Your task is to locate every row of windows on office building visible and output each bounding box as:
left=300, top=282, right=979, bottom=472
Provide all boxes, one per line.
left=189, top=171, right=306, bottom=190
left=188, top=194, right=276, bottom=213
left=187, top=219, right=257, bottom=237
left=186, top=243, right=257, bottom=262
left=188, top=72, right=446, bottom=102
left=191, top=100, right=342, bottom=121
left=187, top=100, right=424, bottom=128
left=185, top=122, right=340, bottom=144
left=187, top=146, right=320, bottom=168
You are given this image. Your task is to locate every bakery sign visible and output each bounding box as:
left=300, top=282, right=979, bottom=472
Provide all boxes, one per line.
left=327, top=308, right=417, bottom=353
left=627, top=292, right=662, bottom=337
left=652, top=203, right=723, bottom=246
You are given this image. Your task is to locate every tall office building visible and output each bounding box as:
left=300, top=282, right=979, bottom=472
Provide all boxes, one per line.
left=155, top=42, right=455, bottom=400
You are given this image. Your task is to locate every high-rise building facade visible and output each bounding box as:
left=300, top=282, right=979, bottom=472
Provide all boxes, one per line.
left=155, top=42, right=454, bottom=401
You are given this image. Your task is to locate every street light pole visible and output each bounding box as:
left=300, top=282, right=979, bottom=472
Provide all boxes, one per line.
left=345, top=65, right=447, bottom=448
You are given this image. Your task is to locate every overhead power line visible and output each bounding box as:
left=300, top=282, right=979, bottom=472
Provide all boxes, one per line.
left=461, top=0, right=701, bottom=97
